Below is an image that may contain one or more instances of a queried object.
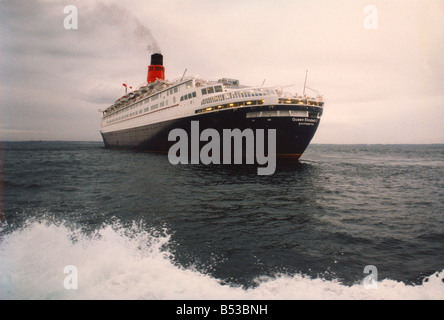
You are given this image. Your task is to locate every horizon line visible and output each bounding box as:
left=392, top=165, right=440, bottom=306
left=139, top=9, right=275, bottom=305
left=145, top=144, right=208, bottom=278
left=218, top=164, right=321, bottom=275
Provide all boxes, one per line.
left=1, top=140, right=444, bottom=146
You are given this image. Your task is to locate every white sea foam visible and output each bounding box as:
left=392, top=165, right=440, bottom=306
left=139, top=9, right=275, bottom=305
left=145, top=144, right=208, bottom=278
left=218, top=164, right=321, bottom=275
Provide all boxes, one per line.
left=1, top=220, right=443, bottom=300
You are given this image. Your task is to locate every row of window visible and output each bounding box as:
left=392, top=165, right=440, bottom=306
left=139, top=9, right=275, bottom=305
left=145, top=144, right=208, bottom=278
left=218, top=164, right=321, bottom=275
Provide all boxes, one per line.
left=201, top=90, right=267, bottom=106
left=180, top=91, right=197, bottom=101
left=195, top=100, right=265, bottom=114
left=278, top=98, right=324, bottom=107
left=166, top=86, right=179, bottom=96
left=106, top=99, right=177, bottom=125
left=201, top=85, right=223, bottom=95
left=107, top=97, right=174, bottom=119
left=106, top=109, right=144, bottom=124
left=105, top=81, right=192, bottom=119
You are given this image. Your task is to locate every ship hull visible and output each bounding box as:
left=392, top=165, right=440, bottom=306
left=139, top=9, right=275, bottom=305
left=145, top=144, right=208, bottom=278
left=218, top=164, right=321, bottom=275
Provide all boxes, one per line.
left=101, top=105, right=321, bottom=160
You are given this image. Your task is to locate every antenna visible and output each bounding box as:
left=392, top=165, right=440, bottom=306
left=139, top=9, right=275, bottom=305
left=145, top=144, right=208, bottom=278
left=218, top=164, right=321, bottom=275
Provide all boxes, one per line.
left=303, top=70, right=308, bottom=96
left=261, top=79, right=266, bottom=86
left=181, top=68, right=188, bottom=81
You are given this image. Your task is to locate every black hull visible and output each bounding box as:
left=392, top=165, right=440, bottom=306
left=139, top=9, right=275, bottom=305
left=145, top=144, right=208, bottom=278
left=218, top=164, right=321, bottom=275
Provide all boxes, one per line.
left=101, top=105, right=322, bottom=160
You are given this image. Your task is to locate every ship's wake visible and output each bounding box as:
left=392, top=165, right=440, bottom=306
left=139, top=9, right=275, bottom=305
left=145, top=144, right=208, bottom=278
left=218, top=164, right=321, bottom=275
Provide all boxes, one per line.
left=0, top=218, right=443, bottom=300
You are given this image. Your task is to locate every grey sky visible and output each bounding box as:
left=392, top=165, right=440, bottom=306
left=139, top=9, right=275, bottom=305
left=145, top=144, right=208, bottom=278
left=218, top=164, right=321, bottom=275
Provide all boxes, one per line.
left=0, top=0, right=443, bottom=143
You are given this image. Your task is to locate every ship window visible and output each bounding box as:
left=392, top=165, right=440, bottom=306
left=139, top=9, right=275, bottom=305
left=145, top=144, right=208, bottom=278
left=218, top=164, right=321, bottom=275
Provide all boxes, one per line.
left=201, top=88, right=207, bottom=95
left=151, top=104, right=158, bottom=110
left=174, top=87, right=178, bottom=93
left=160, top=102, right=164, bottom=107
left=215, top=86, right=223, bottom=93
left=309, top=112, right=320, bottom=119
left=208, top=87, right=214, bottom=94
left=192, top=92, right=197, bottom=98
left=187, top=93, right=192, bottom=99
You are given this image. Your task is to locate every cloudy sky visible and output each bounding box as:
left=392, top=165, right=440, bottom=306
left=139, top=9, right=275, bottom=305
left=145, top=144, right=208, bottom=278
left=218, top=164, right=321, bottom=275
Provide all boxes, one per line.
left=0, top=0, right=443, bottom=143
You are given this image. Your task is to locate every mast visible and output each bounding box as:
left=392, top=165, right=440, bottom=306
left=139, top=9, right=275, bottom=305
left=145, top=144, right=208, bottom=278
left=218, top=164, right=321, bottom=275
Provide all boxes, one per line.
left=303, top=70, right=308, bottom=97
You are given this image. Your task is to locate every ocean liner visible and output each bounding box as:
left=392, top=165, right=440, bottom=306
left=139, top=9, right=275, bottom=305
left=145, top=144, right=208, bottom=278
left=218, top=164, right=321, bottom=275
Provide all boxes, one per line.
left=100, top=53, right=324, bottom=160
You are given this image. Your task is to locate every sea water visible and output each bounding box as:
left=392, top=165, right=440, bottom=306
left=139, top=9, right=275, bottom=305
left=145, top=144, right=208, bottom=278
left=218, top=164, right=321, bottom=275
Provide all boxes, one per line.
left=1, top=142, right=443, bottom=299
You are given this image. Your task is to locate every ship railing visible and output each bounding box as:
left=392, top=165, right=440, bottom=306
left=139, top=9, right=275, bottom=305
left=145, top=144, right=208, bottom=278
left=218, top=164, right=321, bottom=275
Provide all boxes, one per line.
left=279, top=90, right=324, bottom=101
left=223, top=86, right=278, bottom=95
left=167, top=75, right=197, bottom=86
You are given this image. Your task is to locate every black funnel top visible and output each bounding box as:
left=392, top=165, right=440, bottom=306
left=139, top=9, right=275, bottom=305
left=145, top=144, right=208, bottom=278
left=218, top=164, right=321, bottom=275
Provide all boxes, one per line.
left=150, top=53, right=163, bottom=66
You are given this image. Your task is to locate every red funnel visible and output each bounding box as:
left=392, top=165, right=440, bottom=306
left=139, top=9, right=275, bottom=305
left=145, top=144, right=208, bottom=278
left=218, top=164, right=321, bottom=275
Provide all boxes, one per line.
left=147, top=53, right=165, bottom=84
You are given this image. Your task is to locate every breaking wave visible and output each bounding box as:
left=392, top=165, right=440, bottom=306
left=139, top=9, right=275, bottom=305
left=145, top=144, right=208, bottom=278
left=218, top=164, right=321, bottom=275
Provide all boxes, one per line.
left=1, top=219, right=443, bottom=300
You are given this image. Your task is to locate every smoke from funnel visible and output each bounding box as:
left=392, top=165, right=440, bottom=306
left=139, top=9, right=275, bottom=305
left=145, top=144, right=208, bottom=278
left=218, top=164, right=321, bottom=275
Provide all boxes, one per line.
left=92, top=2, right=161, bottom=53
